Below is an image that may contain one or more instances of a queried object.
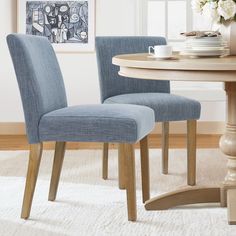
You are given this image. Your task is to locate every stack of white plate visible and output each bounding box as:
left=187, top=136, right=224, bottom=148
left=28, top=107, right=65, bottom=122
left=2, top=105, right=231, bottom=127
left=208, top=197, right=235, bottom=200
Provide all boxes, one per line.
left=180, top=36, right=229, bottom=57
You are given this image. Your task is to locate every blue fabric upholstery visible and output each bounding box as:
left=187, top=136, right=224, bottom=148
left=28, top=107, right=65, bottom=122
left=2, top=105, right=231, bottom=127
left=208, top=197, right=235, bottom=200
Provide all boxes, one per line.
left=96, top=36, right=201, bottom=121
left=105, top=93, right=201, bottom=121
left=7, top=34, right=155, bottom=144
left=96, top=37, right=170, bottom=102
left=7, top=34, right=67, bottom=143
left=39, top=104, right=155, bottom=143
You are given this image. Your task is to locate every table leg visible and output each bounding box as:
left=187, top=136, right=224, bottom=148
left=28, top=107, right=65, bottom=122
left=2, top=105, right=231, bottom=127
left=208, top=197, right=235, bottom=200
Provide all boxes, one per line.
left=219, top=82, right=236, bottom=225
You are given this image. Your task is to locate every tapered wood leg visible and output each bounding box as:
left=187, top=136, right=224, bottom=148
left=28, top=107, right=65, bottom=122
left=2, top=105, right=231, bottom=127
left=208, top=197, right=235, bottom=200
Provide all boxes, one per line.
left=162, top=122, right=169, bottom=175
left=21, top=143, right=43, bottom=219
left=48, top=142, right=66, bottom=201
left=102, top=143, right=109, bottom=180
left=118, top=144, right=126, bottom=189
left=187, top=120, right=197, bottom=186
left=124, top=144, right=137, bottom=221
left=140, top=136, right=150, bottom=203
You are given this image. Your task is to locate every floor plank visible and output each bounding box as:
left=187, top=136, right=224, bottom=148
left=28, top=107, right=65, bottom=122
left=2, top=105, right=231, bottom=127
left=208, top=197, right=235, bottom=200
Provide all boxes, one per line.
left=0, top=134, right=220, bottom=150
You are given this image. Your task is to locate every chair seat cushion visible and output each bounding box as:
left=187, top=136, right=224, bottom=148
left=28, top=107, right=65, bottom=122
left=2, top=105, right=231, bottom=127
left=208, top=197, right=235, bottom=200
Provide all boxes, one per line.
left=104, top=93, right=201, bottom=122
left=39, top=104, right=155, bottom=143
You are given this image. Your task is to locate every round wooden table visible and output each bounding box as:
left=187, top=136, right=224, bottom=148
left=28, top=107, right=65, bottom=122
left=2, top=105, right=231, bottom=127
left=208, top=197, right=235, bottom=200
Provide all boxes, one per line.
left=113, top=53, right=236, bottom=225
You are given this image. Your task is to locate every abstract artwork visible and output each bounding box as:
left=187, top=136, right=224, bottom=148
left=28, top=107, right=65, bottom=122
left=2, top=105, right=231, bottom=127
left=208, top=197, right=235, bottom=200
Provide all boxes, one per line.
left=18, top=0, right=95, bottom=52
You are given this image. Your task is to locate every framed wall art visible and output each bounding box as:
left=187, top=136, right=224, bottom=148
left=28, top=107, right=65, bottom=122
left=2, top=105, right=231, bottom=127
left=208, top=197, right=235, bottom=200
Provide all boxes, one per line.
left=17, top=0, right=95, bottom=52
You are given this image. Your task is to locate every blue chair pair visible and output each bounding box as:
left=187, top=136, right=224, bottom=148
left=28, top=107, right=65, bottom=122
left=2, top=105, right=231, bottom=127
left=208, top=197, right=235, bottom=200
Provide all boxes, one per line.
left=7, top=34, right=201, bottom=222
left=7, top=34, right=156, bottom=222
left=95, top=37, right=201, bottom=187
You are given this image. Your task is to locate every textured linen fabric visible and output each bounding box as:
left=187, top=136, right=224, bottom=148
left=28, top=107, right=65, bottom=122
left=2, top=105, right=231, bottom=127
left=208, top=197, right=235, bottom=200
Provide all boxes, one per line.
left=95, top=36, right=170, bottom=102
left=7, top=34, right=67, bottom=143
left=105, top=93, right=201, bottom=121
left=38, top=104, right=155, bottom=143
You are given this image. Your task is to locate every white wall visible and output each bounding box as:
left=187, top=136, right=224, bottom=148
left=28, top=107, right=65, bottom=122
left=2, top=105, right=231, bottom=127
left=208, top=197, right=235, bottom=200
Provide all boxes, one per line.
left=0, top=0, right=225, bottom=123
left=0, top=0, right=136, bottom=122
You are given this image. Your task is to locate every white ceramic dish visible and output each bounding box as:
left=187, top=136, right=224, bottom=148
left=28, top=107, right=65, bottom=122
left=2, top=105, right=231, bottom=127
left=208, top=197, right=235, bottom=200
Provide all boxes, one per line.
left=180, top=48, right=230, bottom=57
left=190, top=47, right=226, bottom=51
left=186, top=38, right=227, bottom=47
left=186, top=42, right=227, bottom=46
left=147, top=55, right=177, bottom=60
left=183, top=48, right=227, bottom=53
left=186, top=37, right=224, bottom=42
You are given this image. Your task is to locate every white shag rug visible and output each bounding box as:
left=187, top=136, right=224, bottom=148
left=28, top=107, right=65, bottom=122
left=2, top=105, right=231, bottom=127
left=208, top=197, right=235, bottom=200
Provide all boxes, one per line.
left=0, top=148, right=235, bottom=236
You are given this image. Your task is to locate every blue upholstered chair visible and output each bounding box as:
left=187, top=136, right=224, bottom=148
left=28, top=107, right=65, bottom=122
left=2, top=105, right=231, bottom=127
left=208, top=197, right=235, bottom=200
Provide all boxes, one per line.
left=7, top=34, right=156, bottom=221
left=96, top=37, right=201, bottom=186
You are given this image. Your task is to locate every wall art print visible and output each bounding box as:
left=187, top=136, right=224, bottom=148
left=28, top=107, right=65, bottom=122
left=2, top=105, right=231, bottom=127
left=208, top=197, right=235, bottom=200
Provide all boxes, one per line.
left=17, top=0, right=95, bottom=52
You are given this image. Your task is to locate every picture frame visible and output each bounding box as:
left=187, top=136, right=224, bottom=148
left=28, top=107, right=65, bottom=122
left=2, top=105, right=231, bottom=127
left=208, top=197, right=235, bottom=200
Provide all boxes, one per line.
left=17, top=0, right=95, bottom=52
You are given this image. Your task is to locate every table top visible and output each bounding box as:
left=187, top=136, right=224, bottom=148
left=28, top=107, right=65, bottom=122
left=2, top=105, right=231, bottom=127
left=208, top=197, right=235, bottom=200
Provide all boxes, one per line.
left=112, top=53, right=236, bottom=82
left=113, top=53, right=236, bottom=71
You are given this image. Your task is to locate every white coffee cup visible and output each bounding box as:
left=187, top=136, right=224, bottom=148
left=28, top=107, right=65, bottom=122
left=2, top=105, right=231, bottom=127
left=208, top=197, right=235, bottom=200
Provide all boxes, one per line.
left=148, top=45, right=173, bottom=58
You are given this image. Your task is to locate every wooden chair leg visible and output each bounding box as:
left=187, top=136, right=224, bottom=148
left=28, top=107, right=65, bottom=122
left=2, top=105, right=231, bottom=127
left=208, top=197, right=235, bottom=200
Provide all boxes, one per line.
left=102, top=143, right=109, bottom=180
left=48, top=142, right=66, bottom=201
left=21, top=143, right=43, bottom=219
left=187, top=120, right=197, bottom=186
left=162, top=122, right=169, bottom=174
left=140, top=136, right=150, bottom=203
left=124, top=143, right=137, bottom=221
left=118, top=144, right=126, bottom=189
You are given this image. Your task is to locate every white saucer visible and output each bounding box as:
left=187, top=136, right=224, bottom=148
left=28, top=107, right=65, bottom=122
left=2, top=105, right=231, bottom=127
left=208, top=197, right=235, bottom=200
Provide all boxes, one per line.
left=147, top=55, right=176, bottom=60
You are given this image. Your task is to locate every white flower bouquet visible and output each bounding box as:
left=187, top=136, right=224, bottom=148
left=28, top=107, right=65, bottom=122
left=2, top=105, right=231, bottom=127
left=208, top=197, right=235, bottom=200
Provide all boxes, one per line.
left=192, top=0, right=236, bottom=24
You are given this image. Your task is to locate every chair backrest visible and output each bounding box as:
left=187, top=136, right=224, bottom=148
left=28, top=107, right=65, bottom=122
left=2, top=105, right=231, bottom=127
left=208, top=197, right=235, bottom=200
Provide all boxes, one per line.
left=7, top=34, right=67, bottom=144
left=95, top=36, right=170, bottom=103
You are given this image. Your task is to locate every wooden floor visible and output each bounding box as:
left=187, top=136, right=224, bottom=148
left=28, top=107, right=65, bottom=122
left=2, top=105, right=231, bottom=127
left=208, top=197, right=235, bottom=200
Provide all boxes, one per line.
left=0, top=134, right=220, bottom=150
